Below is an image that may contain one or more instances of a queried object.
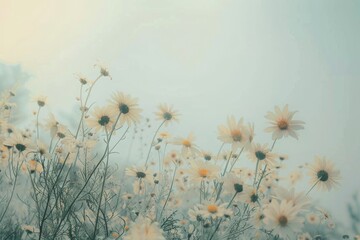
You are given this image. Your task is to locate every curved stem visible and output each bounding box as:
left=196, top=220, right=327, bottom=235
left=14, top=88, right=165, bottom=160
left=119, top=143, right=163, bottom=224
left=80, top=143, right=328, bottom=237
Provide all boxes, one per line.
left=145, top=120, right=165, bottom=168
left=159, top=166, right=177, bottom=220
left=75, top=75, right=102, bottom=139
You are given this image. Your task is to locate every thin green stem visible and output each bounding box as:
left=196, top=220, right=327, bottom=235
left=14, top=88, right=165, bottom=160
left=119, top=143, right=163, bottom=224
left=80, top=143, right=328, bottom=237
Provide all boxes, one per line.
left=145, top=120, right=165, bottom=168
left=159, top=165, right=177, bottom=220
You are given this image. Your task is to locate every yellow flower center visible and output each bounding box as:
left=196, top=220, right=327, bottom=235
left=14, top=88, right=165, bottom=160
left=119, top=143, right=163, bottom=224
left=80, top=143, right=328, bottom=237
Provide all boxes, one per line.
left=231, top=129, right=242, bottom=142
left=277, top=119, right=288, bottom=130
left=182, top=139, right=191, bottom=147
left=207, top=204, right=218, bottom=213
left=198, top=168, right=209, bottom=178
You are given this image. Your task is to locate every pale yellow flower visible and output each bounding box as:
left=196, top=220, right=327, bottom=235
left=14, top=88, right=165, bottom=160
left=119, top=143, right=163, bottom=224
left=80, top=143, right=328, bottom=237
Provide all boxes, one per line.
left=155, top=103, right=179, bottom=126
left=218, top=116, right=249, bottom=150
left=110, top=92, right=142, bottom=126
left=308, top=156, right=340, bottom=191
left=265, top=105, right=305, bottom=140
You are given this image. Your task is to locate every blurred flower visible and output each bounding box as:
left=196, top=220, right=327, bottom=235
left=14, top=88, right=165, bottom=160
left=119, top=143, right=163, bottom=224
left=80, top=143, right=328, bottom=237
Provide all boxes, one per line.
left=308, top=156, right=341, bottom=191
left=264, top=199, right=304, bottom=239
left=86, top=106, right=116, bottom=132
left=306, top=212, right=320, bottom=224
left=218, top=116, right=249, bottom=150
left=124, top=216, right=165, bottom=240
left=265, top=105, right=305, bottom=140
left=198, top=201, right=232, bottom=219
left=34, top=95, right=47, bottom=107
left=110, top=92, right=142, bottom=126
left=126, top=166, right=153, bottom=183
left=187, top=160, right=220, bottom=183
left=222, top=173, right=245, bottom=195
left=171, top=133, right=201, bottom=158
left=155, top=103, right=179, bottom=126
left=248, top=143, right=277, bottom=167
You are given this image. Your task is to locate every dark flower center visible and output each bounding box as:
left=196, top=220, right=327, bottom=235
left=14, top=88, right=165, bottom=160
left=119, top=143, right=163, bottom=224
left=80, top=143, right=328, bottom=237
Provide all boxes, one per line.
left=57, top=132, right=65, bottom=139
left=98, top=115, right=110, bottom=126
left=317, top=170, right=329, bottom=181
left=163, top=112, right=172, bottom=121
left=37, top=100, right=45, bottom=107
left=231, top=130, right=242, bottom=142
left=204, top=155, right=212, bottom=161
left=277, top=119, right=288, bottom=130
left=234, top=183, right=243, bottom=193
left=136, top=171, right=146, bottom=178
left=250, top=194, right=258, bottom=203
left=15, top=143, right=26, bottom=152
left=255, top=151, right=266, bottom=160
left=119, top=104, right=129, bottom=114
left=278, top=215, right=288, bottom=227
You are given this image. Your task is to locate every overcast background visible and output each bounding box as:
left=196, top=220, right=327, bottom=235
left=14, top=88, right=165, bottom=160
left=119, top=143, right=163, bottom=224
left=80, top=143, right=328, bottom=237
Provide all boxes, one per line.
left=1, top=0, right=359, bottom=228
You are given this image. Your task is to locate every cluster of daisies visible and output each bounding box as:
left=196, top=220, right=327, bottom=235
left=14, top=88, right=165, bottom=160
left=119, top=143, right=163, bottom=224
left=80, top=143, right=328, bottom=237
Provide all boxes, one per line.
left=0, top=65, right=354, bottom=240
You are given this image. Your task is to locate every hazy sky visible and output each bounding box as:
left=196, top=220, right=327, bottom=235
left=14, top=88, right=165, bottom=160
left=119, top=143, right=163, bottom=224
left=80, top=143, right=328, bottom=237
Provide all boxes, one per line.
left=1, top=0, right=360, bottom=227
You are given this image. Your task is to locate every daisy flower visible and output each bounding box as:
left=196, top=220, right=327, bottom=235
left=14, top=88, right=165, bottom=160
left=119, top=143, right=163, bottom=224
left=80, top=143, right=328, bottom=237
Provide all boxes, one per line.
left=34, top=95, right=47, bottom=107
left=217, top=116, right=249, bottom=150
left=265, top=105, right=305, bottom=140
left=23, top=159, right=43, bottom=174
left=86, top=106, right=116, bottom=132
left=124, top=216, right=165, bottom=240
left=201, top=150, right=215, bottom=161
left=297, top=232, right=312, bottom=240
left=187, top=160, right=220, bottom=183
left=188, top=205, right=203, bottom=222
left=157, top=131, right=172, bottom=142
left=3, top=133, right=33, bottom=155
left=222, top=173, right=245, bottom=195
left=308, top=156, right=341, bottom=191
left=239, top=186, right=262, bottom=206
left=248, top=143, right=277, bottom=167
left=251, top=208, right=266, bottom=229
left=125, top=166, right=153, bottom=183
left=171, top=133, right=201, bottom=158
left=155, top=103, right=179, bottom=126
left=263, top=199, right=304, bottom=239
left=306, top=212, right=320, bottom=225
left=110, top=92, right=142, bottom=126
left=198, top=201, right=232, bottom=219
left=273, top=187, right=310, bottom=211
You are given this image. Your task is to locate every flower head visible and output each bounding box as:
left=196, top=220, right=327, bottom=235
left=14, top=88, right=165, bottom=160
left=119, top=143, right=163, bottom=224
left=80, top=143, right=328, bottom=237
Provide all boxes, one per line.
left=124, top=216, right=165, bottom=240
left=308, top=156, right=340, bottom=191
left=264, top=200, right=304, bottom=239
left=218, top=116, right=249, bottom=150
left=86, top=106, right=116, bottom=132
left=248, top=143, right=277, bottom=167
left=110, top=92, right=142, bottom=126
left=155, top=103, right=179, bottom=126
left=265, top=105, right=305, bottom=140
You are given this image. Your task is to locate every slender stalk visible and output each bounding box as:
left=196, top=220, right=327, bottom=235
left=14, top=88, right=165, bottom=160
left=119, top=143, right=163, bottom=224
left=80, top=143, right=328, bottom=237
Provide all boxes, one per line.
left=227, top=192, right=238, bottom=208
left=229, top=147, right=244, bottom=173
left=209, top=219, right=222, bottom=240
left=306, top=178, right=321, bottom=196
left=36, top=106, right=41, bottom=140
left=145, top=120, right=165, bottom=168
left=93, top=129, right=111, bottom=238
left=270, top=139, right=277, bottom=151
left=0, top=162, right=19, bottom=224
left=253, top=159, right=260, bottom=186
left=75, top=75, right=102, bottom=139
left=51, top=112, right=121, bottom=239
left=159, top=165, right=177, bottom=220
